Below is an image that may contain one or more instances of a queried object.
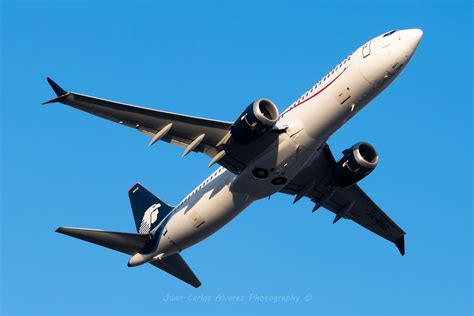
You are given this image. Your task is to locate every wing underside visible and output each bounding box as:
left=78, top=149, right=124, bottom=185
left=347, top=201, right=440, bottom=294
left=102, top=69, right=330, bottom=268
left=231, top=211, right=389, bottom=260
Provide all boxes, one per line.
left=43, top=77, right=278, bottom=173
left=282, top=145, right=406, bottom=255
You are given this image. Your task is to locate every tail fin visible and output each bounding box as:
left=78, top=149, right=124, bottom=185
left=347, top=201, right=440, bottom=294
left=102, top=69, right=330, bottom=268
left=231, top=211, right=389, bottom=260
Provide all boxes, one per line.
left=128, top=183, right=174, bottom=234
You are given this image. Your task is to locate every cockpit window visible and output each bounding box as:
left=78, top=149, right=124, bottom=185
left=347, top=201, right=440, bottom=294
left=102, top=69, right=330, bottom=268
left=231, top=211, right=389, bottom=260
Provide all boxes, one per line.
left=383, top=30, right=397, bottom=37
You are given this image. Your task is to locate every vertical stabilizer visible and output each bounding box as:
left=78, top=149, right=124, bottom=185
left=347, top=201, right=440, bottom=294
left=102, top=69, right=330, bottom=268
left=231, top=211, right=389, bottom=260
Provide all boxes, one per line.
left=128, top=183, right=174, bottom=234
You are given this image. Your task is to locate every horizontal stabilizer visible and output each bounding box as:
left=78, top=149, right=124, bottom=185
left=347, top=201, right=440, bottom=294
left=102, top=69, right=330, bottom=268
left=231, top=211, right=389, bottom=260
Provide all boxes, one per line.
left=57, top=227, right=201, bottom=287
left=151, top=254, right=201, bottom=288
left=56, top=227, right=151, bottom=255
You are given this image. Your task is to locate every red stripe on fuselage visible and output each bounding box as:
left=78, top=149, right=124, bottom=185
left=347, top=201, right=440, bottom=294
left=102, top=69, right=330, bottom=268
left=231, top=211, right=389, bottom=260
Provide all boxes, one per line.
left=281, top=67, right=347, bottom=116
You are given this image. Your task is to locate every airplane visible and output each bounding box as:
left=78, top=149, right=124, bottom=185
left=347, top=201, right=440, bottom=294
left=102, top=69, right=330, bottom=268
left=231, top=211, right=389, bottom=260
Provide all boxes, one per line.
left=45, top=29, right=423, bottom=287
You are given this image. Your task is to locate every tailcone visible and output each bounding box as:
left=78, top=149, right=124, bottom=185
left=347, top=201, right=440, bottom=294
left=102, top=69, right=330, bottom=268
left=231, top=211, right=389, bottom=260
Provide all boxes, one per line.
left=128, top=253, right=152, bottom=267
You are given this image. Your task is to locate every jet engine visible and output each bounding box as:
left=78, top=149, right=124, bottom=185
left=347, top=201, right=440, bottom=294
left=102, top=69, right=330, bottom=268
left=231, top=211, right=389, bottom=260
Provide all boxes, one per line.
left=230, top=98, right=279, bottom=143
left=333, top=142, right=379, bottom=187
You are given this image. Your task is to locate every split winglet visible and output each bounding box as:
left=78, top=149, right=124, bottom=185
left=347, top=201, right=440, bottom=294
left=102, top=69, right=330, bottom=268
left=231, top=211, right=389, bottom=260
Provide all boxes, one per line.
left=46, top=77, right=67, bottom=96
left=42, top=77, right=69, bottom=104
left=394, top=236, right=405, bottom=256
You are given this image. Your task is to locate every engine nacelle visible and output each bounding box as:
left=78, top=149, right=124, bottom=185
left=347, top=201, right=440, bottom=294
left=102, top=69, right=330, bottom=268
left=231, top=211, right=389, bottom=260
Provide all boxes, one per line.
left=230, top=98, right=279, bottom=144
left=333, top=142, right=379, bottom=187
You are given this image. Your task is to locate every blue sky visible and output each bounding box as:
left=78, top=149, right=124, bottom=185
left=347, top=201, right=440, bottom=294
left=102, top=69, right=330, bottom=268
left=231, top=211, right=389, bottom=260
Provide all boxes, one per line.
left=1, top=1, right=472, bottom=315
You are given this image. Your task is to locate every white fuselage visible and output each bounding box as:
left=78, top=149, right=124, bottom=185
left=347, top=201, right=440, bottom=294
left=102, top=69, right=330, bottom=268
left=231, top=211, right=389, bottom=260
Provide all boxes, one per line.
left=129, top=29, right=422, bottom=266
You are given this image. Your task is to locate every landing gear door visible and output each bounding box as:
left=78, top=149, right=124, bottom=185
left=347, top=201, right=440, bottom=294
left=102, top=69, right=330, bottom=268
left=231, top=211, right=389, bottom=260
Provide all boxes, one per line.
left=362, top=41, right=371, bottom=58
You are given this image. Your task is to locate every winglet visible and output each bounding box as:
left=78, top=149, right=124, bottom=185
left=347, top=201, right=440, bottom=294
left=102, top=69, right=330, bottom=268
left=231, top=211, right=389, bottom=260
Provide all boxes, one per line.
left=46, top=77, right=67, bottom=96
left=394, top=236, right=405, bottom=256
left=43, top=77, right=69, bottom=104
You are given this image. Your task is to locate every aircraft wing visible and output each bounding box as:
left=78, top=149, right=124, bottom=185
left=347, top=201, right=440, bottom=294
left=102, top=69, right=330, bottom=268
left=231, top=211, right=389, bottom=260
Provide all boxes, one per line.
left=281, top=145, right=406, bottom=255
left=43, top=77, right=276, bottom=173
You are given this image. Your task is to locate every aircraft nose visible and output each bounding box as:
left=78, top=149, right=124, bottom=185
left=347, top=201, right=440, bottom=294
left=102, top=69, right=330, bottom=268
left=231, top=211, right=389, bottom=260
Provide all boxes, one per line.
left=404, top=28, right=423, bottom=52
left=413, top=28, right=423, bottom=40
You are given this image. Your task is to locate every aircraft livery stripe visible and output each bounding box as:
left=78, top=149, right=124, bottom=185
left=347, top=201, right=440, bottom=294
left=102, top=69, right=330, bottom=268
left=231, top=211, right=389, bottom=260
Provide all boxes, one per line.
left=281, top=67, right=347, bottom=116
